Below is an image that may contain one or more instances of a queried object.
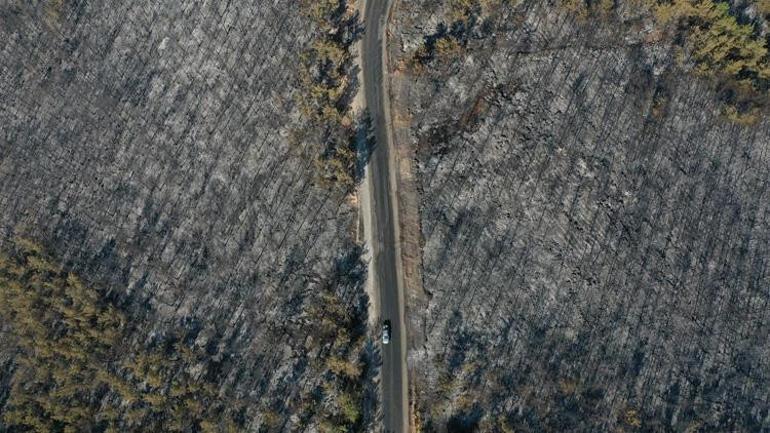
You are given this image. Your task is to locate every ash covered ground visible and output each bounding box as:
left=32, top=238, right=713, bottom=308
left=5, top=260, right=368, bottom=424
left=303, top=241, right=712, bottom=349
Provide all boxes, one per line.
left=391, top=1, right=770, bottom=432
left=0, top=1, right=372, bottom=431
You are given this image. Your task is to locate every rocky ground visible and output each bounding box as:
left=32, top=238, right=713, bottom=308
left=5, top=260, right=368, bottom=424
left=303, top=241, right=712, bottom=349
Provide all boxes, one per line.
left=0, top=1, right=373, bottom=432
left=391, top=1, right=770, bottom=432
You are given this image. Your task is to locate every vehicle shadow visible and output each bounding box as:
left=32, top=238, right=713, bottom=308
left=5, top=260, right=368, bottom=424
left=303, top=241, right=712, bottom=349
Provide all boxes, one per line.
left=354, top=109, right=377, bottom=185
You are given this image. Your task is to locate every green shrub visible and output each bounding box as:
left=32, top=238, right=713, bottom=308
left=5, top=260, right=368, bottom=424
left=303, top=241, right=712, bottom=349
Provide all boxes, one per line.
left=563, top=0, right=770, bottom=122
left=296, top=0, right=360, bottom=192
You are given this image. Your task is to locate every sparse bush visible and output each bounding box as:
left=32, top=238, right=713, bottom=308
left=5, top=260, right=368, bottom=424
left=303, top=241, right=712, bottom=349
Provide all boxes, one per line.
left=338, top=391, right=362, bottom=424
left=562, top=0, right=770, bottom=122
left=410, top=0, right=513, bottom=69
left=296, top=0, right=361, bottom=193
left=622, top=407, right=642, bottom=428
left=327, top=356, right=362, bottom=379
left=260, top=409, right=281, bottom=431
left=302, top=247, right=370, bottom=432
left=561, top=0, right=615, bottom=18
left=435, top=37, right=463, bottom=58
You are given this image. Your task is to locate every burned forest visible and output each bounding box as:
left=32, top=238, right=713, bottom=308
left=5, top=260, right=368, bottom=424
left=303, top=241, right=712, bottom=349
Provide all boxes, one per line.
left=0, top=1, right=374, bottom=432
left=391, top=1, right=770, bottom=432
left=2, top=0, right=770, bottom=433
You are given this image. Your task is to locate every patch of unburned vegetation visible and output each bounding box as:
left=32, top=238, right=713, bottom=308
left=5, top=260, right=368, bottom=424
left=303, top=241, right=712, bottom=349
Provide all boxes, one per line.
left=0, top=239, right=245, bottom=433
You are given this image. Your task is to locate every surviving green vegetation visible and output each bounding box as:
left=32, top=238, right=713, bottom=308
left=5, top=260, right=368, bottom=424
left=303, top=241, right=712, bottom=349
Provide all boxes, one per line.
left=0, top=239, right=244, bottom=433
left=297, top=0, right=360, bottom=192
left=656, top=0, right=770, bottom=123
left=294, top=247, right=371, bottom=433
left=410, top=0, right=515, bottom=69
left=564, top=0, right=770, bottom=123
left=314, top=292, right=366, bottom=433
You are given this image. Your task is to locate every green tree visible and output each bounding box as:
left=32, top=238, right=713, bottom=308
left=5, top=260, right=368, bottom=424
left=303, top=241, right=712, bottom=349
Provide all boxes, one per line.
left=0, top=239, right=244, bottom=433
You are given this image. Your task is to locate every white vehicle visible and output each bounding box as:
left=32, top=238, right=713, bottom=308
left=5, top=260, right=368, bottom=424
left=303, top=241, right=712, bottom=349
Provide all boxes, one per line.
left=382, top=320, right=391, bottom=345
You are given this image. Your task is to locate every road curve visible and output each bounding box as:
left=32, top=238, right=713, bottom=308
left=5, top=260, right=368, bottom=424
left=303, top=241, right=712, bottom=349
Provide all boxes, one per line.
left=361, top=1, right=408, bottom=432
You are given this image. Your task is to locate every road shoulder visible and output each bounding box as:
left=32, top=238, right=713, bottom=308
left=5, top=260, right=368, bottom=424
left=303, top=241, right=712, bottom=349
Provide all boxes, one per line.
left=352, top=0, right=380, bottom=331
left=383, top=2, right=429, bottom=432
